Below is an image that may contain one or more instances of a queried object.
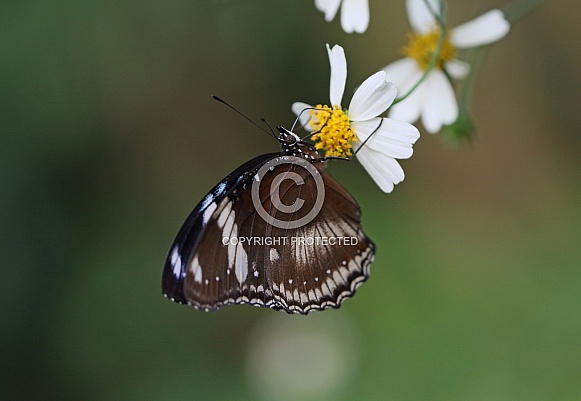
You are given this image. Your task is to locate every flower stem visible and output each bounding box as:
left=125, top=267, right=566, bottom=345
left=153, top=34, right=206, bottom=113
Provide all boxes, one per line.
left=393, top=0, right=447, bottom=105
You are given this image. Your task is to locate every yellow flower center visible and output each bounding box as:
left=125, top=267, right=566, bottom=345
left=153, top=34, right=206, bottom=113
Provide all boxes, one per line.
left=309, top=104, right=358, bottom=157
left=403, top=28, right=456, bottom=71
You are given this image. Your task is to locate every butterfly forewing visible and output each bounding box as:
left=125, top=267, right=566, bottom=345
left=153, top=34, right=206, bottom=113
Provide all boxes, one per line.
left=183, top=195, right=275, bottom=310
left=162, top=153, right=277, bottom=304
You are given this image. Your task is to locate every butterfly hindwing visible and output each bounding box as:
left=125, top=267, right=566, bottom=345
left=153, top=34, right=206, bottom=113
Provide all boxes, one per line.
left=262, top=167, right=375, bottom=313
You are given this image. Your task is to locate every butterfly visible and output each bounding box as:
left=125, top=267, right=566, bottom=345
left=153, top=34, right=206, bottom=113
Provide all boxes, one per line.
left=162, top=110, right=375, bottom=315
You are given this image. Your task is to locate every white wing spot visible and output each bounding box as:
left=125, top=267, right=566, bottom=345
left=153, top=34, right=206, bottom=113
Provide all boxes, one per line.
left=171, top=246, right=182, bottom=278
left=348, top=259, right=359, bottom=273
left=227, top=223, right=239, bottom=268
left=254, top=271, right=259, bottom=277
left=235, top=243, right=248, bottom=284
left=315, top=288, right=323, bottom=299
left=269, top=248, right=279, bottom=263
left=202, top=202, right=218, bottom=224
left=215, top=276, right=220, bottom=282
left=189, top=256, right=202, bottom=283
left=222, top=211, right=235, bottom=237
left=288, top=279, right=293, bottom=284
left=217, top=200, right=232, bottom=229
left=326, top=269, right=331, bottom=274
left=204, top=279, right=209, bottom=285
left=324, top=278, right=335, bottom=296
left=170, top=246, right=180, bottom=266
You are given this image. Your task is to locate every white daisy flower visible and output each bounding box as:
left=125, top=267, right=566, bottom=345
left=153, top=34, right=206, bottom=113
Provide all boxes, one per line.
left=292, top=44, right=420, bottom=193
left=382, top=0, right=510, bottom=133
left=315, top=0, right=370, bottom=34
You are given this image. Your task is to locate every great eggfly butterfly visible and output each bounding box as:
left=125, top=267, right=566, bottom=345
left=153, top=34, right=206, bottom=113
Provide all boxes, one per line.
left=162, top=112, right=375, bottom=314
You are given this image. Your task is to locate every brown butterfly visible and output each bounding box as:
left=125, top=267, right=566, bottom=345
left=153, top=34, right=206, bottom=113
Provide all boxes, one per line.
left=162, top=122, right=375, bottom=315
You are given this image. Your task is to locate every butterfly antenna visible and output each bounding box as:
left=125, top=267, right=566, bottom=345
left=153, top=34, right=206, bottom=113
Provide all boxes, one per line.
left=316, top=117, right=384, bottom=163
left=351, top=118, right=384, bottom=157
left=300, top=109, right=332, bottom=141
left=212, top=95, right=277, bottom=140
left=290, top=107, right=313, bottom=132
left=260, top=117, right=277, bottom=138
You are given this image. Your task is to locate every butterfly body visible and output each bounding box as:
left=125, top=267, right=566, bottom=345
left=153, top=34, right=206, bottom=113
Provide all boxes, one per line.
left=162, top=127, right=375, bottom=314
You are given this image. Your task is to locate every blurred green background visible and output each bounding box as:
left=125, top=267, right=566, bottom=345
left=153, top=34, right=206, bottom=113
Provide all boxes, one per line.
left=2, top=1, right=580, bottom=400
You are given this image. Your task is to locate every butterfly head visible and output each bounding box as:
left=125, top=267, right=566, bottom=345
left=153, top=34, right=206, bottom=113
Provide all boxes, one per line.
left=276, top=126, right=324, bottom=166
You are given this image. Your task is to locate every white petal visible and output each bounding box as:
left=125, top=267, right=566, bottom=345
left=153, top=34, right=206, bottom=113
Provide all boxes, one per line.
left=326, top=44, right=346, bottom=106
left=352, top=118, right=420, bottom=159
left=291, top=102, right=314, bottom=131
left=340, top=0, right=369, bottom=33
left=406, top=0, right=439, bottom=34
left=445, top=59, right=470, bottom=79
left=421, top=70, right=458, bottom=133
left=451, top=10, right=510, bottom=48
left=381, top=58, right=421, bottom=92
left=348, top=72, right=396, bottom=121
left=385, top=62, right=425, bottom=124
left=355, top=146, right=406, bottom=193
left=388, top=83, right=424, bottom=123
left=315, top=0, right=342, bottom=21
